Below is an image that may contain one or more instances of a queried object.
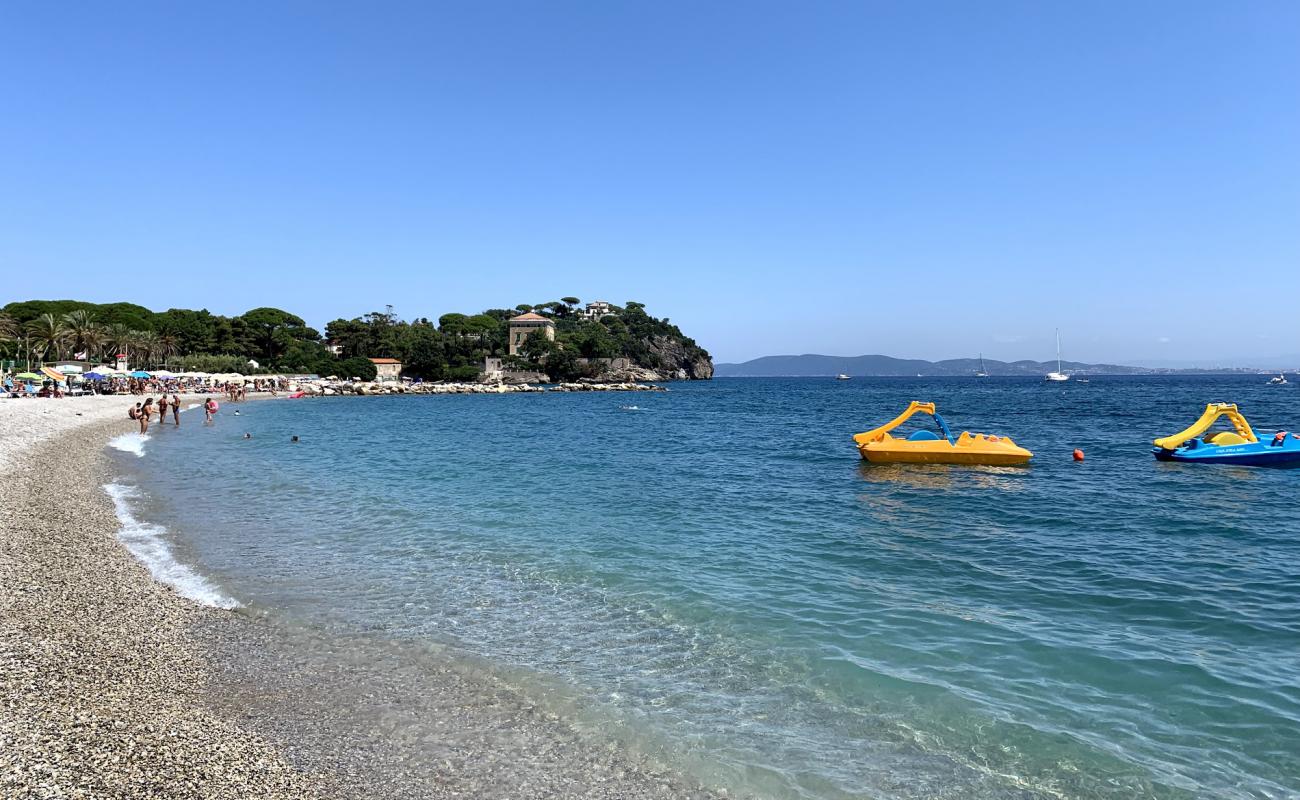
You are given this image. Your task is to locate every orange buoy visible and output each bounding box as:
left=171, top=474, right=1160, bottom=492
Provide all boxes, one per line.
left=1072, top=448, right=1085, bottom=461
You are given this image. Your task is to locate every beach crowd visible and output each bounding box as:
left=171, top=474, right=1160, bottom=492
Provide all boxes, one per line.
left=125, top=381, right=258, bottom=433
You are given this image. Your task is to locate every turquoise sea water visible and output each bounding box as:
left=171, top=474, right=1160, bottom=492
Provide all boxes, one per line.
left=111, top=377, right=1299, bottom=799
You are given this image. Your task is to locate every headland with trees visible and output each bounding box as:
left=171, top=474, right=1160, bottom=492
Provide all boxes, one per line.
left=0, top=298, right=713, bottom=383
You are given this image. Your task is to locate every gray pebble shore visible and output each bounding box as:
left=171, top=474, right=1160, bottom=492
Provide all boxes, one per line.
left=1, top=407, right=728, bottom=799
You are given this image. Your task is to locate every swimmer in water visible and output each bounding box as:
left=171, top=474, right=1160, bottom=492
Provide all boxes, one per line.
left=291, top=435, right=299, bottom=443
left=243, top=432, right=252, bottom=439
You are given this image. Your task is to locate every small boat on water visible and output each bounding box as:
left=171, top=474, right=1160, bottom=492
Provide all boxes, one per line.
left=975, top=354, right=989, bottom=378
left=853, top=401, right=1033, bottom=465
left=1153, top=403, right=1300, bottom=466
left=1045, top=329, right=1068, bottom=382
left=836, top=374, right=851, bottom=380
left=1268, top=374, right=1288, bottom=385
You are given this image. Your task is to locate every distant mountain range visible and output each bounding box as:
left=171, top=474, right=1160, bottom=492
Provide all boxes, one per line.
left=714, top=354, right=1268, bottom=377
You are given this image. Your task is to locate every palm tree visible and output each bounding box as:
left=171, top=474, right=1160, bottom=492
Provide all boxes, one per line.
left=103, top=323, right=137, bottom=366
left=26, top=313, right=69, bottom=362
left=62, top=310, right=104, bottom=361
left=0, top=312, right=17, bottom=356
left=134, top=331, right=161, bottom=369
left=156, top=333, right=179, bottom=369
left=0, top=312, right=19, bottom=366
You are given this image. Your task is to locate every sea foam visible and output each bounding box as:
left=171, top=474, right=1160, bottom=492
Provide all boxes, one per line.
left=104, top=483, right=238, bottom=609
left=107, top=432, right=149, bottom=457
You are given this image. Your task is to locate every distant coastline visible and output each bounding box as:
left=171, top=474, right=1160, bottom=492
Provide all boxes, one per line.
left=714, top=353, right=1294, bottom=378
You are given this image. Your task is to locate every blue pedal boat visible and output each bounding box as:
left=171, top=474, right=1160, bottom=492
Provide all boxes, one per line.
left=1153, top=403, right=1300, bottom=467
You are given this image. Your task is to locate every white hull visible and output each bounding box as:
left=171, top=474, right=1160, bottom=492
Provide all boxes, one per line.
left=1045, top=331, right=1067, bottom=381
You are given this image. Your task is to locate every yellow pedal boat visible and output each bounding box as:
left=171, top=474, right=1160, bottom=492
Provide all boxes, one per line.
left=853, top=401, right=1034, bottom=465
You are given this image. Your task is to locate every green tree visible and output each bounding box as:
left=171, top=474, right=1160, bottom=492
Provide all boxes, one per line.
left=61, top=310, right=104, bottom=360
left=134, top=331, right=161, bottom=368
left=157, top=308, right=220, bottom=354
left=338, top=356, right=377, bottom=381
left=240, top=307, right=310, bottom=361
left=156, top=333, right=179, bottom=367
left=0, top=312, right=17, bottom=354
left=438, top=313, right=469, bottom=337
left=402, top=325, right=446, bottom=380
left=571, top=324, right=617, bottom=358
left=519, top=329, right=557, bottom=363
left=103, top=324, right=137, bottom=363
left=324, top=318, right=367, bottom=358
left=25, top=313, right=68, bottom=361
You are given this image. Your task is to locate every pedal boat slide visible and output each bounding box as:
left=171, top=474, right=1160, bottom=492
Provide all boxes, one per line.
left=854, top=401, right=1034, bottom=466
left=1153, top=403, right=1300, bottom=466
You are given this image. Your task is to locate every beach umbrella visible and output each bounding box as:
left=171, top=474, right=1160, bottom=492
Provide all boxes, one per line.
left=130, top=370, right=152, bottom=378
left=14, top=372, right=42, bottom=380
left=153, top=369, right=177, bottom=378
left=84, top=372, right=108, bottom=380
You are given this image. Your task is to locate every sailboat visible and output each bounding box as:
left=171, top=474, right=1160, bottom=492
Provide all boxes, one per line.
left=975, top=353, right=989, bottom=378
left=1045, top=330, right=1069, bottom=382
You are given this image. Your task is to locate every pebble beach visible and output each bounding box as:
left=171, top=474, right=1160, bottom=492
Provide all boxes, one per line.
left=0, top=396, right=721, bottom=799
left=1, top=396, right=336, bottom=798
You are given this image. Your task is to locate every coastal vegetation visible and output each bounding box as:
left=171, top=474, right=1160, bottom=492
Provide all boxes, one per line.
left=0, top=298, right=712, bottom=381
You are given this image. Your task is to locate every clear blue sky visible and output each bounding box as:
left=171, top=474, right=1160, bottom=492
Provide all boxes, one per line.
left=2, top=2, right=1297, bottom=365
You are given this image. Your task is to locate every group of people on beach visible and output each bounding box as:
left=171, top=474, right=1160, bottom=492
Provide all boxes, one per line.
left=127, top=395, right=225, bottom=433
left=128, top=395, right=182, bottom=433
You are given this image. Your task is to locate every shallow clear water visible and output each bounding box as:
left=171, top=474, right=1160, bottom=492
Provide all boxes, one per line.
left=111, top=377, right=1300, bottom=799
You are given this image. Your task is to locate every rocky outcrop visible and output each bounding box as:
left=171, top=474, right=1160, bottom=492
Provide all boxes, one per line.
left=644, top=335, right=713, bottom=380
left=293, top=381, right=664, bottom=396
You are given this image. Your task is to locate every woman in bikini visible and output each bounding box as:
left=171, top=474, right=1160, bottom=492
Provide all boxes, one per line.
left=139, top=398, right=154, bottom=434
left=157, top=395, right=170, bottom=425
left=171, top=393, right=181, bottom=425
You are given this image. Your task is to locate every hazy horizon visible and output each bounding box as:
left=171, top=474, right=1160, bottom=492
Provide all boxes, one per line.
left=3, top=3, right=1296, bottom=365
left=714, top=350, right=1300, bottom=370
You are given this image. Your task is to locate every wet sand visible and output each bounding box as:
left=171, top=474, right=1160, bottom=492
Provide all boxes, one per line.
left=0, top=396, right=724, bottom=799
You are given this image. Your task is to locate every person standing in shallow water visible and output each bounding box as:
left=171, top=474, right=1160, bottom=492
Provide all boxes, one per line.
left=171, top=393, right=181, bottom=425
left=139, top=398, right=154, bottom=434
left=157, top=395, right=169, bottom=425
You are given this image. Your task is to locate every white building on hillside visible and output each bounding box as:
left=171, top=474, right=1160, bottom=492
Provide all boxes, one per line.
left=581, top=300, right=614, bottom=320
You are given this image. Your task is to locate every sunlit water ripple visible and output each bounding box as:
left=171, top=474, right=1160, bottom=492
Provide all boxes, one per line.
left=112, top=377, right=1300, bottom=799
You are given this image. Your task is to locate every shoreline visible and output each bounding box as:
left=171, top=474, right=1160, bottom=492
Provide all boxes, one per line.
left=0, top=397, right=724, bottom=799
left=1, top=398, right=336, bottom=798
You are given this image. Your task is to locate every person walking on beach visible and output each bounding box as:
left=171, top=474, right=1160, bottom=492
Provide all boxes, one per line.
left=139, top=398, right=154, bottom=434
left=171, top=393, right=181, bottom=425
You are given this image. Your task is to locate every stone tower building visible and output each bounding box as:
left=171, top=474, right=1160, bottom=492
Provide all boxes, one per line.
left=507, top=312, right=556, bottom=355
